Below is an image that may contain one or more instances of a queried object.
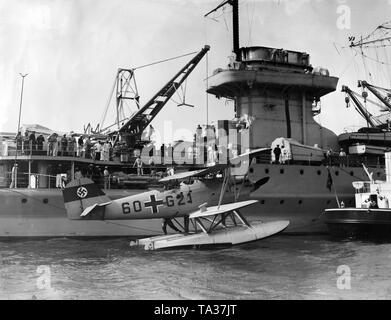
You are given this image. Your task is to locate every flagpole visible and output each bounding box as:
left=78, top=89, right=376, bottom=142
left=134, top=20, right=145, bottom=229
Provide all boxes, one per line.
left=327, top=166, right=341, bottom=208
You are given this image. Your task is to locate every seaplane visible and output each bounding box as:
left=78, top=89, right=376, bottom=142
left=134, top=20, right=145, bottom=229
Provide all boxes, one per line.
left=62, top=150, right=289, bottom=250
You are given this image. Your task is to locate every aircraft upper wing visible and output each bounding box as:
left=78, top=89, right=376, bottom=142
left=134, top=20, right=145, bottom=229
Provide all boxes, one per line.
left=230, top=148, right=271, bottom=163
left=80, top=201, right=112, bottom=217
left=189, top=200, right=258, bottom=219
left=159, top=164, right=228, bottom=182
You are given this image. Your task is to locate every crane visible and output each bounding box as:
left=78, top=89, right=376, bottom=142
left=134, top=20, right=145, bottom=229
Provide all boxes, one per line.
left=342, top=85, right=380, bottom=128
left=358, top=80, right=391, bottom=112
left=114, top=45, right=210, bottom=147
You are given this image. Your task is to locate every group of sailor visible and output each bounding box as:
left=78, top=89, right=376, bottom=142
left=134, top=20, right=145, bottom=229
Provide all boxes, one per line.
left=15, top=131, right=113, bottom=161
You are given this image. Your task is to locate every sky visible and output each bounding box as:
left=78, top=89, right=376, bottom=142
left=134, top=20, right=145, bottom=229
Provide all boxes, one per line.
left=1, top=0, right=391, bottom=144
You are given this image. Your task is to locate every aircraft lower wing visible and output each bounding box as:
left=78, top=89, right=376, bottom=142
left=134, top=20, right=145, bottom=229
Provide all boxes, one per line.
left=80, top=201, right=112, bottom=217
left=189, top=200, right=258, bottom=219
left=159, top=164, right=228, bottom=182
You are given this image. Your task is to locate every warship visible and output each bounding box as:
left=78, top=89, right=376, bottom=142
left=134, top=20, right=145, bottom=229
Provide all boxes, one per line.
left=0, top=1, right=387, bottom=237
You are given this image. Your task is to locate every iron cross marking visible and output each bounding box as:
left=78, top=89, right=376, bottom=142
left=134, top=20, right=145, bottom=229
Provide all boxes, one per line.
left=144, top=195, right=164, bottom=214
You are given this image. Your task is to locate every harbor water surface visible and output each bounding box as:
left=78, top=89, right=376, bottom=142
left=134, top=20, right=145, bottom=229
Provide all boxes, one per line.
left=1, top=235, right=391, bottom=300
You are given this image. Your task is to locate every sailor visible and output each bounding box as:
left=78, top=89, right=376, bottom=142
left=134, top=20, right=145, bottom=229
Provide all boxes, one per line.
left=68, top=134, right=76, bottom=157
left=15, top=132, right=22, bottom=155
left=28, top=131, right=36, bottom=155
left=102, top=140, right=111, bottom=161
left=77, top=136, right=83, bottom=157
left=133, top=156, right=143, bottom=175
left=9, top=163, right=18, bottom=188
left=149, top=157, right=156, bottom=177
left=22, top=131, right=29, bottom=155
left=84, top=137, right=91, bottom=159
left=94, top=141, right=102, bottom=161
left=146, top=124, right=155, bottom=141
left=339, top=148, right=347, bottom=167
left=47, top=132, right=57, bottom=156
left=326, top=148, right=333, bottom=165
left=281, top=145, right=288, bottom=164
left=103, top=166, right=110, bottom=190
left=86, top=164, right=94, bottom=178
left=55, top=134, right=61, bottom=156
left=273, top=145, right=281, bottom=164
left=36, top=134, right=45, bottom=154
left=74, top=167, right=83, bottom=180
left=60, top=134, right=68, bottom=156
left=162, top=218, right=181, bottom=235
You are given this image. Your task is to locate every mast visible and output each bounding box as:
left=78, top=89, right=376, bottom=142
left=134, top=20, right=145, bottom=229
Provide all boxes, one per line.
left=17, top=73, right=28, bottom=135
left=205, top=0, right=240, bottom=61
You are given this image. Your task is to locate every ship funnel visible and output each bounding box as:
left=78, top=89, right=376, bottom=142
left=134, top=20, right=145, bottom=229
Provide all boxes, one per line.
left=62, top=178, right=111, bottom=220
left=386, top=152, right=391, bottom=183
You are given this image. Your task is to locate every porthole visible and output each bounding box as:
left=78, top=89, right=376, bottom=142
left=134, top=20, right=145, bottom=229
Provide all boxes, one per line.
left=299, top=170, right=304, bottom=175
left=350, top=171, right=354, bottom=176
left=335, top=171, right=339, bottom=176
left=21, top=198, right=27, bottom=204
left=326, top=200, right=331, bottom=205
left=349, top=200, right=353, bottom=205
left=317, top=170, right=321, bottom=176
left=280, top=200, right=284, bottom=204
left=377, top=172, right=381, bottom=177
left=249, top=168, right=254, bottom=173
left=265, top=168, right=269, bottom=174
left=298, top=200, right=303, bottom=205
left=280, top=169, right=284, bottom=174
left=260, top=200, right=265, bottom=205
left=43, top=198, right=49, bottom=204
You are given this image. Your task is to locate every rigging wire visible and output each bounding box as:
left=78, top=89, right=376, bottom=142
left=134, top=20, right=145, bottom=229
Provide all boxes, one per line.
left=99, top=75, right=117, bottom=131
left=133, top=51, right=198, bottom=70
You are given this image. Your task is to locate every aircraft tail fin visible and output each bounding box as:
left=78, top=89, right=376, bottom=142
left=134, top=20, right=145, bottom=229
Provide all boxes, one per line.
left=62, top=178, right=111, bottom=220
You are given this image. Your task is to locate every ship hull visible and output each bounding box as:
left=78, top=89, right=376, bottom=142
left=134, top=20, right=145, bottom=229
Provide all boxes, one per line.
left=324, top=208, right=391, bottom=239
left=0, top=164, right=384, bottom=237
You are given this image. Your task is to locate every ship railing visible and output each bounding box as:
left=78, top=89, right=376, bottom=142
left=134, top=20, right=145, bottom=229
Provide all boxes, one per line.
left=4, top=171, right=69, bottom=189
left=324, top=155, right=383, bottom=168
left=341, top=126, right=363, bottom=133
left=10, top=142, right=85, bottom=158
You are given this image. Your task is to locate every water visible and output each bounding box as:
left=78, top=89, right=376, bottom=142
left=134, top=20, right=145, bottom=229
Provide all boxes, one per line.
left=1, top=235, right=391, bottom=300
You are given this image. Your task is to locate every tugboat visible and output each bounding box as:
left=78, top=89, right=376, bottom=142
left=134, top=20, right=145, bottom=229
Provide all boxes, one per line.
left=324, top=152, right=391, bottom=239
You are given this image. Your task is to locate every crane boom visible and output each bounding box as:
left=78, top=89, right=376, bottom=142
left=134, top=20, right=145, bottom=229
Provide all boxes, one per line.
left=342, top=85, right=377, bottom=127
left=358, top=80, right=391, bottom=111
left=117, top=45, right=210, bottom=143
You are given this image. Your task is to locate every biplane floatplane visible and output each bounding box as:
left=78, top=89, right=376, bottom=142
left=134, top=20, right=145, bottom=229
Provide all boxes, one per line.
left=62, top=150, right=289, bottom=250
